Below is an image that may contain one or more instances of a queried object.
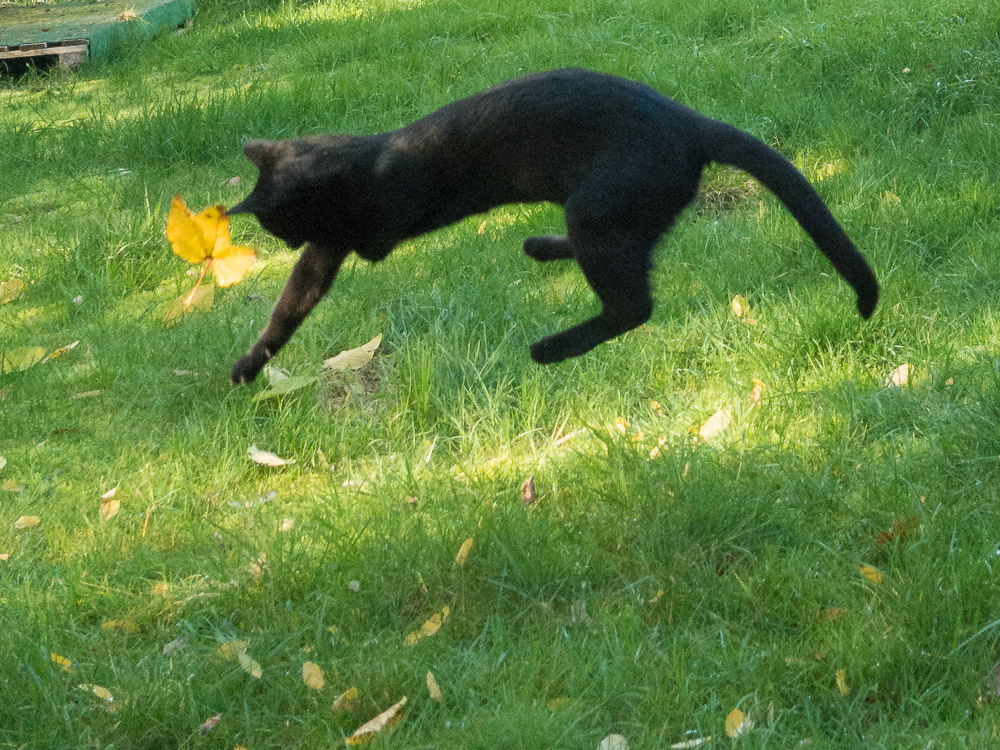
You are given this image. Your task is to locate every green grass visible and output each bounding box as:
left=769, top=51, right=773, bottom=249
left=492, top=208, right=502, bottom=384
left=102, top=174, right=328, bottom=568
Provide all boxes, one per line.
left=3, top=0, right=1000, bottom=747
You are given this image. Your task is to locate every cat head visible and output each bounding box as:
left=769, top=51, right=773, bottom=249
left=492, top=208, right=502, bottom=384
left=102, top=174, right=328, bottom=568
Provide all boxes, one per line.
left=229, top=136, right=367, bottom=249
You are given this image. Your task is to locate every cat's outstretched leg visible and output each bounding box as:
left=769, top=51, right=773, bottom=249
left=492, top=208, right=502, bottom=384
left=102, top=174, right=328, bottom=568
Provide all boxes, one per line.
left=231, top=243, right=348, bottom=384
left=524, top=235, right=575, bottom=261
left=529, top=232, right=657, bottom=364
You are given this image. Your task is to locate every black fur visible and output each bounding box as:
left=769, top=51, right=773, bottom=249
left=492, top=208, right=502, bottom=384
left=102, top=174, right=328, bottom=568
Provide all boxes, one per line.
left=228, top=68, right=878, bottom=384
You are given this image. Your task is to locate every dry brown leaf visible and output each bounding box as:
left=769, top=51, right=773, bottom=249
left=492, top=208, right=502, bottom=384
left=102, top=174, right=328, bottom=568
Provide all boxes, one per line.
left=14, top=515, right=40, bottom=530
left=199, top=714, right=221, bottom=735
left=99, top=486, right=119, bottom=521
left=345, top=696, right=407, bottom=746
left=454, top=537, right=473, bottom=567
left=322, top=334, right=382, bottom=372
left=332, top=686, right=359, bottom=714
left=303, top=661, right=325, bottom=690
left=404, top=606, right=450, bottom=645
left=426, top=670, right=443, bottom=702
left=520, top=475, right=537, bottom=506
left=248, top=445, right=295, bottom=467
left=859, top=565, right=883, bottom=584
left=698, top=409, right=731, bottom=441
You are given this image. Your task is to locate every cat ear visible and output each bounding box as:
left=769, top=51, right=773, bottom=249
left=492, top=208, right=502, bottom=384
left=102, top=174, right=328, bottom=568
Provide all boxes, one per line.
left=242, top=139, right=278, bottom=171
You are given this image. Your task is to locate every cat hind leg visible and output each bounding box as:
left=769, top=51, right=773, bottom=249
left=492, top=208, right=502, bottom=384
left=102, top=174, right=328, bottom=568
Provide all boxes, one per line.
left=523, top=235, right=575, bottom=262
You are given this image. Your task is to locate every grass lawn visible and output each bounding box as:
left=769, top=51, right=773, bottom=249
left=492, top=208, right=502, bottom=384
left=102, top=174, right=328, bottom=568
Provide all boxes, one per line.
left=3, top=0, right=1000, bottom=746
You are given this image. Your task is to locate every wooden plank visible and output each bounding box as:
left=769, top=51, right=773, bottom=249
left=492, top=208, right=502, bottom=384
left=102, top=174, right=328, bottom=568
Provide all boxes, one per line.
left=18, top=42, right=48, bottom=51
left=0, top=43, right=88, bottom=62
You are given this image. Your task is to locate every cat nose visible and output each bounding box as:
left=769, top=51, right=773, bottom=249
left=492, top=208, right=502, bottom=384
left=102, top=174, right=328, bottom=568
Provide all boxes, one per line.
left=227, top=199, right=255, bottom=215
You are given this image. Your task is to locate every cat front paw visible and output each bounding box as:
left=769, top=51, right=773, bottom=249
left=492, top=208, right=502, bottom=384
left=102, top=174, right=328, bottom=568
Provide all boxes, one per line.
left=530, top=337, right=569, bottom=365
left=231, top=351, right=268, bottom=384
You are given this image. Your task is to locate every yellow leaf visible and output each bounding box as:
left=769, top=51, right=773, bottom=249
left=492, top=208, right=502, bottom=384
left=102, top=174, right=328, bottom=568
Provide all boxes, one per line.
left=649, top=589, right=664, bottom=604
left=46, top=340, right=79, bottom=360
left=248, top=444, right=295, bottom=467
left=882, top=190, right=902, bottom=205
left=332, top=686, right=359, bottom=714
left=216, top=640, right=249, bottom=660
left=50, top=652, right=72, bottom=672
left=211, top=242, right=258, bottom=288
left=698, top=409, right=731, bottom=441
left=725, top=707, right=752, bottom=737
left=151, top=582, right=169, bottom=596
left=598, top=735, right=628, bottom=750
left=750, top=378, right=765, bottom=406
left=1, top=346, right=47, bottom=374
left=78, top=683, right=114, bottom=705
left=0, top=278, right=26, bottom=304
left=99, top=487, right=119, bottom=521
left=859, top=565, right=883, bottom=584
left=322, top=334, right=383, bottom=372
left=0, top=553, right=9, bottom=562
left=886, top=363, right=911, bottom=387
left=166, top=196, right=257, bottom=287
left=345, top=696, right=407, bottom=746
left=836, top=668, right=849, bottom=695
left=14, top=515, right=40, bottom=530
left=614, top=416, right=629, bottom=434
left=426, top=671, right=443, bottom=703
left=164, top=282, right=214, bottom=326
left=303, top=661, right=325, bottom=690
left=238, top=649, right=262, bottom=679
left=731, top=294, right=749, bottom=318
left=404, top=605, right=450, bottom=646
left=455, top=537, right=473, bottom=567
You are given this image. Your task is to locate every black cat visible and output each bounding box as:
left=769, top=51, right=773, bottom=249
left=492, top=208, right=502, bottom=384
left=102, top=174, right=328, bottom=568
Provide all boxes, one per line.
left=228, top=68, right=877, bottom=384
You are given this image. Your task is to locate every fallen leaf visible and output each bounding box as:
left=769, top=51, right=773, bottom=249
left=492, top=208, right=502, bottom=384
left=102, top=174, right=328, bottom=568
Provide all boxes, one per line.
left=46, top=340, right=79, bottom=360
left=426, top=670, right=443, bottom=702
left=332, top=686, right=359, bottom=714
left=571, top=599, right=593, bottom=626
left=546, top=698, right=572, bottom=710
left=78, top=683, right=115, bottom=709
left=1, top=346, right=47, bottom=374
left=698, top=409, right=731, bottom=441
left=614, top=416, right=629, bottom=434
left=164, top=282, right=214, bottom=325
left=14, top=515, right=40, bottom=530
left=50, top=653, right=72, bottom=672
left=248, top=445, right=295, bottom=467
left=0, top=279, right=26, bottom=304
left=216, top=640, right=249, bottom=660
left=598, top=734, right=628, bottom=750
left=303, top=661, right=325, bottom=690
left=200, top=714, right=222, bottom=735
left=281, top=517, right=295, bottom=532
left=750, top=378, right=765, bottom=406
left=0, top=553, right=9, bottom=561
left=886, top=363, right=911, bottom=387
left=649, top=589, right=664, bottom=604
left=669, top=739, right=710, bottom=749
left=252, top=374, right=319, bottom=401
left=322, top=334, right=382, bottom=372
left=876, top=515, right=919, bottom=545
left=99, top=486, right=120, bottom=521
left=166, top=196, right=256, bottom=288
left=731, top=295, right=749, bottom=318
left=520, top=475, right=537, bottom=506
left=151, top=582, right=169, bottom=596
left=725, top=707, right=752, bottom=737
left=404, top=606, right=450, bottom=645
left=819, top=607, right=847, bottom=620
left=345, top=696, right=406, bottom=746
left=238, top=649, right=262, bottom=679
left=454, top=537, right=473, bottom=567
left=0, top=456, right=5, bottom=471
left=836, top=668, right=849, bottom=695
left=162, top=637, right=187, bottom=655
left=859, top=565, right=883, bottom=584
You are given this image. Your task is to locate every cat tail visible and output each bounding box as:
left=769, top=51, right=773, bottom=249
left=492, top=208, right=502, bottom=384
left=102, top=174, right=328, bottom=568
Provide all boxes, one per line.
left=699, top=119, right=878, bottom=318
